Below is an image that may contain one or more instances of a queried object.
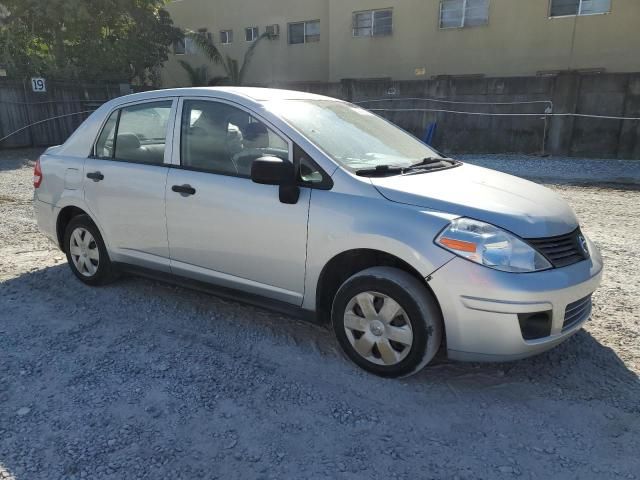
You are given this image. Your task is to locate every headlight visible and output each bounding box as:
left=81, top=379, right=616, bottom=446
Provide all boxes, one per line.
left=435, top=218, right=552, bottom=273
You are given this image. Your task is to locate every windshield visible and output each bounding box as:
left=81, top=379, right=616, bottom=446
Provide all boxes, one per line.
left=265, top=99, right=441, bottom=171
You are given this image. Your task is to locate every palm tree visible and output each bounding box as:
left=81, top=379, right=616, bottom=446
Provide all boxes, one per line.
left=180, top=30, right=272, bottom=86
left=177, top=60, right=208, bottom=86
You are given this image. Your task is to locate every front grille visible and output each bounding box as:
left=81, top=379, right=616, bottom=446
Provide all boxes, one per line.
left=562, top=295, right=592, bottom=331
left=526, top=229, right=588, bottom=268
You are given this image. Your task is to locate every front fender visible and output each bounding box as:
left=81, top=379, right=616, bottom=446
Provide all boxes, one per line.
left=302, top=189, right=456, bottom=311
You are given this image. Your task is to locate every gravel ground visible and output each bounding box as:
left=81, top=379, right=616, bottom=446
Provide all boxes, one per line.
left=459, top=154, right=640, bottom=186
left=0, top=149, right=639, bottom=480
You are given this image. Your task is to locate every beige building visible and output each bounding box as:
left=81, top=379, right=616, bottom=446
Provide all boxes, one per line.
left=162, top=0, right=640, bottom=87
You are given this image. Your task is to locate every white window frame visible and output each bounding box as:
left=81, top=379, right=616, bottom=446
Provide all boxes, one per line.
left=439, top=0, right=490, bottom=29
left=548, top=0, right=611, bottom=18
left=352, top=8, right=393, bottom=37
left=288, top=20, right=320, bottom=45
left=245, top=26, right=259, bottom=42
left=220, top=29, right=233, bottom=45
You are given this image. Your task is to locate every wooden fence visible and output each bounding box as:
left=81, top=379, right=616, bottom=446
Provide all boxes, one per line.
left=0, top=80, right=125, bottom=148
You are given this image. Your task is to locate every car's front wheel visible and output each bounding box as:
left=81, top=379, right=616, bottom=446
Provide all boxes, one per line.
left=63, top=214, right=117, bottom=286
left=332, top=267, right=443, bottom=378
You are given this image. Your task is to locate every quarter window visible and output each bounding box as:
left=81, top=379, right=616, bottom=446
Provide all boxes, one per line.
left=439, top=0, right=489, bottom=28
left=288, top=20, right=320, bottom=44
left=220, top=30, right=233, bottom=44
left=180, top=100, right=289, bottom=178
left=353, top=9, right=393, bottom=37
left=245, top=26, right=259, bottom=42
left=549, top=0, right=610, bottom=16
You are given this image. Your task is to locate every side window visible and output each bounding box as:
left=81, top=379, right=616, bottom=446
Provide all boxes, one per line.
left=181, top=100, right=289, bottom=177
left=114, top=101, right=172, bottom=165
left=294, top=144, right=332, bottom=189
left=95, top=110, right=118, bottom=159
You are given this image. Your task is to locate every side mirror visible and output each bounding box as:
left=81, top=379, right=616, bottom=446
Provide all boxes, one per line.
left=251, top=156, right=292, bottom=185
left=251, top=156, right=300, bottom=204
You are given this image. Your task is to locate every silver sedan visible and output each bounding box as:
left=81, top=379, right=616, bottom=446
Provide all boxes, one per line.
left=33, top=87, right=603, bottom=377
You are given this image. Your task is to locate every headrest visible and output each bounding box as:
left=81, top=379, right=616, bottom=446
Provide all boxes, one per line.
left=117, top=132, right=141, bottom=150
left=243, top=122, right=268, bottom=141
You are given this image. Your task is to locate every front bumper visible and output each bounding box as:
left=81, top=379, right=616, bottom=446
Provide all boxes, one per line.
left=428, top=236, right=603, bottom=362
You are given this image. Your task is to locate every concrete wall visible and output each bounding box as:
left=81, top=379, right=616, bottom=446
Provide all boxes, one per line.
left=283, top=73, right=640, bottom=159
left=162, top=0, right=640, bottom=86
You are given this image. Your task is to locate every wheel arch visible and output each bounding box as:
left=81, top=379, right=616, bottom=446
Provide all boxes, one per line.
left=56, top=205, right=105, bottom=252
left=314, top=248, right=441, bottom=325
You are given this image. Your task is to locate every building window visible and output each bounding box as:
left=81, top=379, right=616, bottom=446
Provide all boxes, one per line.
left=245, top=26, right=259, bottom=42
left=288, top=20, right=320, bottom=44
left=220, top=30, right=233, bottom=45
left=173, top=37, right=186, bottom=55
left=184, top=37, right=199, bottom=54
left=549, top=0, right=611, bottom=17
left=439, top=0, right=489, bottom=28
left=353, top=9, right=393, bottom=37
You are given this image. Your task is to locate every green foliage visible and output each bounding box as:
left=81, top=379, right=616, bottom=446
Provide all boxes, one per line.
left=183, top=30, right=271, bottom=86
left=178, top=60, right=207, bottom=87
left=0, top=0, right=181, bottom=84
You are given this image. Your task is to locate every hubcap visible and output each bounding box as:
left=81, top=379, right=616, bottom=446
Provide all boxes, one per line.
left=343, top=291, right=413, bottom=366
left=69, top=227, right=99, bottom=277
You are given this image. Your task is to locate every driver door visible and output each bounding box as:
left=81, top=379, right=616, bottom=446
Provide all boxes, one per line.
left=165, top=98, right=311, bottom=305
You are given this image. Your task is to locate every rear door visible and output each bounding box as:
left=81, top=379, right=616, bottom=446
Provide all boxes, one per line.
left=165, top=98, right=310, bottom=304
left=83, top=99, right=177, bottom=271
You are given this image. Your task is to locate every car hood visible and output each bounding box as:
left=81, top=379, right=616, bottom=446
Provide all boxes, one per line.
left=370, top=163, right=579, bottom=238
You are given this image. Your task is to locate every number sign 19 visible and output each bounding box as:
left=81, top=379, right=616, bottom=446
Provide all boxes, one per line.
left=31, top=77, right=46, bottom=93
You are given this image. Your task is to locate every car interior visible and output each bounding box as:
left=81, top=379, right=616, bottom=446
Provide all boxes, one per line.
left=181, top=101, right=288, bottom=177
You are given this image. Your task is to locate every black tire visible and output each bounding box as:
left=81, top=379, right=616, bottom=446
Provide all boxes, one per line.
left=331, top=266, right=443, bottom=378
left=63, top=214, right=118, bottom=286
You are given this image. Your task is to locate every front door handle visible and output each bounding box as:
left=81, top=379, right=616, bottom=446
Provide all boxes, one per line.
left=86, top=171, right=104, bottom=182
left=172, top=184, right=196, bottom=196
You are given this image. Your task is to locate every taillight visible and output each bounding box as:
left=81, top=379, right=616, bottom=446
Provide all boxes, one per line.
left=33, top=158, right=43, bottom=188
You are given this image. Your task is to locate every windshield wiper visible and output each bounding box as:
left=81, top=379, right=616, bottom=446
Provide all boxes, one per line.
left=355, top=157, right=460, bottom=177
left=355, top=164, right=404, bottom=177
left=401, top=157, right=459, bottom=174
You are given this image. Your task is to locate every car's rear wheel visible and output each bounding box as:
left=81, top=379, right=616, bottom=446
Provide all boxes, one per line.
left=331, top=266, right=442, bottom=378
left=63, top=214, right=117, bottom=286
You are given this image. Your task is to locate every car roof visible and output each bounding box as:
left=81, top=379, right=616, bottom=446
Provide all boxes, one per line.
left=112, top=87, right=335, bottom=106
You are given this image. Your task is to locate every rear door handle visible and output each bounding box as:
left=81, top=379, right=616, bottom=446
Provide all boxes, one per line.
left=172, top=184, right=196, bottom=196
left=86, top=171, right=104, bottom=182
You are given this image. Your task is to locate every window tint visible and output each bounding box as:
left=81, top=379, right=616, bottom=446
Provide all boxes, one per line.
left=245, top=26, right=258, bottom=41
left=353, top=9, right=393, bottom=37
left=114, top=101, right=172, bottom=165
left=440, top=0, right=489, bottom=28
left=288, top=22, right=305, bottom=44
left=181, top=100, right=288, bottom=177
left=220, top=30, right=233, bottom=44
left=288, top=20, right=319, bottom=44
left=173, top=37, right=186, bottom=55
left=95, top=110, right=118, bottom=159
left=550, top=0, right=610, bottom=16
left=305, top=20, right=320, bottom=42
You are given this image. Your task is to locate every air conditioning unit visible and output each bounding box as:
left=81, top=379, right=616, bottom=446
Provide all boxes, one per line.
left=265, top=24, right=280, bottom=38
